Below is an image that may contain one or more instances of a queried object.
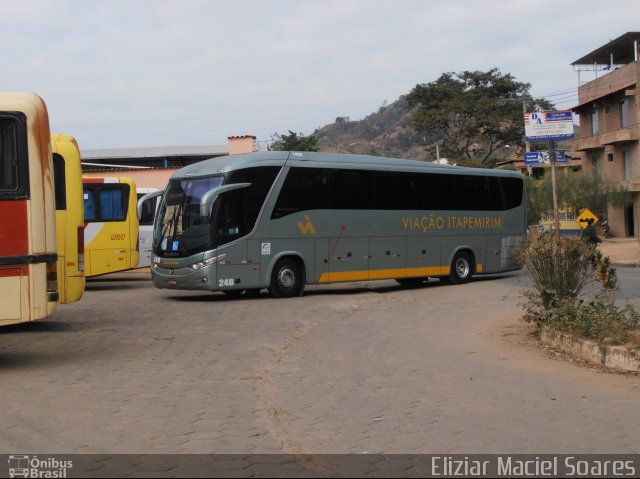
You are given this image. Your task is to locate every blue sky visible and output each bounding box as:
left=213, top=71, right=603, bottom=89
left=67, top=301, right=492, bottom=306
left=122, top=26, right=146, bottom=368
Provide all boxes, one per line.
left=2, top=0, right=639, bottom=149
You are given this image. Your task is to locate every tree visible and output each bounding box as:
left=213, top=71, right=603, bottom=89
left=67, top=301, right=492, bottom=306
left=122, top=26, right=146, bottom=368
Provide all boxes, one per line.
left=406, top=68, right=553, bottom=167
left=270, top=130, right=319, bottom=152
left=524, top=173, right=631, bottom=226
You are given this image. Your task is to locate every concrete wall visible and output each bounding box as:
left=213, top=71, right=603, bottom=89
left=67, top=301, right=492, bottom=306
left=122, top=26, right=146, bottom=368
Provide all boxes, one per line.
left=85, top=168, right=178, bottom=190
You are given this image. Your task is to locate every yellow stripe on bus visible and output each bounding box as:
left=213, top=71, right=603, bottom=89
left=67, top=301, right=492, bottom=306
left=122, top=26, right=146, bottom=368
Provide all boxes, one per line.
left=319, top=264, right=484, bottom=283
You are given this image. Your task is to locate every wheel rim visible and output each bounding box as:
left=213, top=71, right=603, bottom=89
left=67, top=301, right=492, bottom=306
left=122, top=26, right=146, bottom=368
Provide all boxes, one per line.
left=455, top=258, right=470, bottom=278
left=278, top=267, right=296, bottom=289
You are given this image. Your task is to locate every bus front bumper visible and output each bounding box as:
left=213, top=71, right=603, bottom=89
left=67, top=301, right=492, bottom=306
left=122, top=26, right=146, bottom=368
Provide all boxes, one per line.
left=151, top=262, right=217, bottom=291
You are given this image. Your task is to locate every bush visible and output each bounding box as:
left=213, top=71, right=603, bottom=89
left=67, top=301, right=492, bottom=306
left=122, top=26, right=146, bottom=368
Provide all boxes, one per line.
left=517, top=235, right=593, bottom=308
left=518, top=235, right=640, bottom=345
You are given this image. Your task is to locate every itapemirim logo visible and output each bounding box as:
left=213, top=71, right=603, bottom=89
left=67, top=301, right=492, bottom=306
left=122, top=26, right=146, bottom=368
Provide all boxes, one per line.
left=297, top=215, right=316, bottom=235
left=8, top=455, right=73, bottom=478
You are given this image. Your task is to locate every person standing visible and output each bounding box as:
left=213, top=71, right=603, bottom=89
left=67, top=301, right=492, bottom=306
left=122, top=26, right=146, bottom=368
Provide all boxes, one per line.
left=580, top=218, right=602, bottom=247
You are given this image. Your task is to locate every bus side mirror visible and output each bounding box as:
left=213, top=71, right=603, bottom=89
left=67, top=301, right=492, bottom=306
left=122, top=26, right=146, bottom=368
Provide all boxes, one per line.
left=136, top=190, right=164, bottom=220
left=199, top=183, right=251, bottom=219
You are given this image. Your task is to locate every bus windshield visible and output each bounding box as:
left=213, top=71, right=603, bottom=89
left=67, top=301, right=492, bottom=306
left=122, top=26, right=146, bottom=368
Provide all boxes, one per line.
left=155, top=175, right=225, bottom=257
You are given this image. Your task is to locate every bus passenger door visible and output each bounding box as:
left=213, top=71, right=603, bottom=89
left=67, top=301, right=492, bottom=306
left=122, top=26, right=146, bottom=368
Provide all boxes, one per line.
left=324, top=237, right=369, bottom=283
left=369, top=237, right=406, bottom=280
left=406, top=236, right=443, bottom=277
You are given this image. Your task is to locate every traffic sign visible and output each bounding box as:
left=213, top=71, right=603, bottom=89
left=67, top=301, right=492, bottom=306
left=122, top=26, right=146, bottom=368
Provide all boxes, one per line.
left=576, top=208, right=599, bottom=229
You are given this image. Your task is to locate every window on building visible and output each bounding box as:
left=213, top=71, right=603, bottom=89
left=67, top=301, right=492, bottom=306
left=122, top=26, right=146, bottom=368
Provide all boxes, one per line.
left=623, top=149, right=632, bottom=181
left=620, top=98, right=630, bottom=128
left=592, top=155, right=601, bottom=178
left=591, top=108, right=599, bottom=136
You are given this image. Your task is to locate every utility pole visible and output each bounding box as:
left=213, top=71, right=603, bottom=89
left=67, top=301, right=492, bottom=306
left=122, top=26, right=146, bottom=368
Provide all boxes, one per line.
left=548, top=140, right=560, bottom=242
left=522, top=100, right=530, bottom=154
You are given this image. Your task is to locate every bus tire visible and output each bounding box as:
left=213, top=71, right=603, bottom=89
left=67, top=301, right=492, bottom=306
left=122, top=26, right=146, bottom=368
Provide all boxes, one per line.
left=446, top=251, right=474, bottom=284
left=269, top=258, right=305, bottom=298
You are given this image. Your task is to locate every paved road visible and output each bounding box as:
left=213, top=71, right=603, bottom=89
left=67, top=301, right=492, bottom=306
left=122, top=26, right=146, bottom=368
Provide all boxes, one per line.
left=1, top=268, right=640, bottom=456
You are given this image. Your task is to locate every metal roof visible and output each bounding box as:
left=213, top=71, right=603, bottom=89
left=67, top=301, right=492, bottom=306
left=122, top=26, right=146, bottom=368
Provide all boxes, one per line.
left=80, top=144, right=229, bottom=171
left=81, top=144, right=228, bottom=160
left=571, top=32, right=640, bottom=66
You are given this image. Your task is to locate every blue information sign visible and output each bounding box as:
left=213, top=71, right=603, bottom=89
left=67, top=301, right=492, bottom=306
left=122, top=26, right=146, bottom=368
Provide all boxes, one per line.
left=524, top=150, right=571, bottom=165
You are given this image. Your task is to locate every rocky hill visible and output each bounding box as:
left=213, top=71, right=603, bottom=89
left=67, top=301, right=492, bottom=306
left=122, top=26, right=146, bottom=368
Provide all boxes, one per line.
left=313, top=96, right=443, bottom=161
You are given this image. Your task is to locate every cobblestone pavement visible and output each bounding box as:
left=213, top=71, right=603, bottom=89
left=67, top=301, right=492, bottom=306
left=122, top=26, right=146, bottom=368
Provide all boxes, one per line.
left=1, top=268, right=640, bottom=456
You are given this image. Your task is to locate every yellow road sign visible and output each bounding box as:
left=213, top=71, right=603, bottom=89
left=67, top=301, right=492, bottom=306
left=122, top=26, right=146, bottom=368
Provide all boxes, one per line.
left=576, top=208, right=599, bottom=229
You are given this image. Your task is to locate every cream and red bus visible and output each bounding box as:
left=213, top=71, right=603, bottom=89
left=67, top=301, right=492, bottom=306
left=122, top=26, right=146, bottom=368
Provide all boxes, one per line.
left=0, top=92, right=58, bottom=325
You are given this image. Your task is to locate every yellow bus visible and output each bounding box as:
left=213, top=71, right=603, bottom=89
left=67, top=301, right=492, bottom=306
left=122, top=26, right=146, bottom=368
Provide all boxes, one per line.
left=82, top=176, right=139, bottom=277
left=51, top=133, right=86, bottom=303
left=0, top=92, right=58, bottom=325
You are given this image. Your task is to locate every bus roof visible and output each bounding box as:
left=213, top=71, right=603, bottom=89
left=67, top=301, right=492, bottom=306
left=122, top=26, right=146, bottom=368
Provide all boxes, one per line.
left=170, top=151, right=522, bottom=180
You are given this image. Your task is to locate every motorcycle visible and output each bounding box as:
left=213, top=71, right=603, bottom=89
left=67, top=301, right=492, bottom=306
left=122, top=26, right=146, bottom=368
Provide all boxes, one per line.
left=601, top=218, right=612, bottom=238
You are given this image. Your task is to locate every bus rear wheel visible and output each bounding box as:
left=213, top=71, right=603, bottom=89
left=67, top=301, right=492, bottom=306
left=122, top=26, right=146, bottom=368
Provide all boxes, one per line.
left=269, top=258, right=305, bottom=298
left=445, top=251, right=474, bottom=284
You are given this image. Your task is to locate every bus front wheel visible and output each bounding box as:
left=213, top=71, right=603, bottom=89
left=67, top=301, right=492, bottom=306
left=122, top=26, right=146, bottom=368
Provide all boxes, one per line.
left=445, top=251, right=474, bottom=284
left=269, top=258, right=305, bottom=298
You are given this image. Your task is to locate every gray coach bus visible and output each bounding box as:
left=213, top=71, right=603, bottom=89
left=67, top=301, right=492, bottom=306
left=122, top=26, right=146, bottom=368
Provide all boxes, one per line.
left=146, top=151, right=525, bottom=297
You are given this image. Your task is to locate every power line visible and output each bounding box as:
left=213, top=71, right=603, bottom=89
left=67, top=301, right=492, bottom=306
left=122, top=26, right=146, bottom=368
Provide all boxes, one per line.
left=537, top=88, right=578, bottom=98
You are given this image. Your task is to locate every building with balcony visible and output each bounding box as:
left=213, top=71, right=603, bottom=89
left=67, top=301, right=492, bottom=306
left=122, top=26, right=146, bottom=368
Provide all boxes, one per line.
left=571, top=32, right=640, bottom=237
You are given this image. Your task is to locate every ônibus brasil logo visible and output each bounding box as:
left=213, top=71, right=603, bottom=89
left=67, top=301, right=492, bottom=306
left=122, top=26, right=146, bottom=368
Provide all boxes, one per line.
left=8, top=455, right=73, bottom=478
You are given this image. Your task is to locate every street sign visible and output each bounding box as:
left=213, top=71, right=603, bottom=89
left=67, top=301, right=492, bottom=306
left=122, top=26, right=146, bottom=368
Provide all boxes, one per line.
left=524, top=110, right=574, bottom=142
left=524, top=150, right=571, bottom=164
left=576, top=208, right=599, bottom=229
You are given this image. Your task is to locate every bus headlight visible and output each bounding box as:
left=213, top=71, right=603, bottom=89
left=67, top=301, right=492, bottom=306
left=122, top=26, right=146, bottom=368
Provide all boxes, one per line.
left=189, top=256, right=218, bottom=271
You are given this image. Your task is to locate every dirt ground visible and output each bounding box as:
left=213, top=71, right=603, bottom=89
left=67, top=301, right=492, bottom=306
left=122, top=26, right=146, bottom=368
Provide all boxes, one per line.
left=597, top=237, right=640, bottom=266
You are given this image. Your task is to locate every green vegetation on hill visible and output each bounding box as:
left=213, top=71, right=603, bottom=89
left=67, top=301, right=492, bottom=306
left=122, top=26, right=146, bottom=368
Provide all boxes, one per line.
left=314, top=97, right=433, bottom=160
left=311, top=68, right=552, bottom=165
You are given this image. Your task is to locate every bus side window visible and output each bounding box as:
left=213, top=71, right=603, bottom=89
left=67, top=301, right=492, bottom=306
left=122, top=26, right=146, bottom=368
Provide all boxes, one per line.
left=500, top=177, right=524, bottom=210
left=329, top=169, right=374, bottom=210
left=139, top=196, right=156, bottom=225
left=99, top=187, right=126, bottom=220
left=454, top=175, right=491, bottom=211
left=373, top=171, right=413, bottom=210
left=216, top=192, right=246, bottom=244
left=0, top=115, right=27, bottom=198
left=272, top=167, right=328, bottom=218
left=84, top=189, right=96, bottom=221
left=52, top=153, right=67, bottom=210
left=214, top=166, right=280, bottom=247
left=416, top=173, right=453, bottom=210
